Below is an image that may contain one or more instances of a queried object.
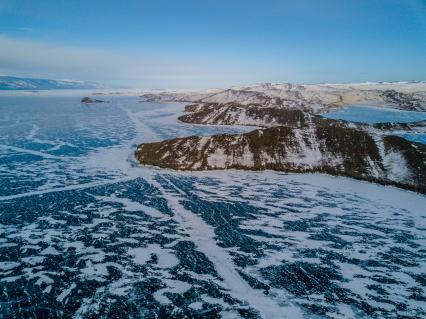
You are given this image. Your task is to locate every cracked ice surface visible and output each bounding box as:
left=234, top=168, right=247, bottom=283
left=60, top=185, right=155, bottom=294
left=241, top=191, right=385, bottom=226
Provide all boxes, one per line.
left=0, top=93, right=425, bottom=318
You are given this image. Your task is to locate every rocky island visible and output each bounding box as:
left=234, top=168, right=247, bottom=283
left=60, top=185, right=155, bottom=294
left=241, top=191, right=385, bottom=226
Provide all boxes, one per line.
left=81, top=96, right=104, bottom=103
left=136, top=82, right=426, bottom=193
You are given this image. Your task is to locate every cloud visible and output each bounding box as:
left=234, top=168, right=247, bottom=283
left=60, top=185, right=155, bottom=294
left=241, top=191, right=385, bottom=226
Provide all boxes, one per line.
left=17, top=27, right=34, bottom=32
left=0, top=35, right=216, bottom=88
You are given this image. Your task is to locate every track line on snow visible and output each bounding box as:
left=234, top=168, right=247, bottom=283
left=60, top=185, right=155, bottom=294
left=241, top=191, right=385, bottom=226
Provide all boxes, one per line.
left=144, top=172, right=303, bottom=319
left=0, top=144, right=64, bottom=160
left=0, top=177, right=135, bottom=201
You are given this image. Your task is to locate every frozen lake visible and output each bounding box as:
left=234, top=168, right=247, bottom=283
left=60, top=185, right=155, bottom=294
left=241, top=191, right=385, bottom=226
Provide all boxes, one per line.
left=0, top=93, right=425, bottom=318
left=322, top=105, right=426, bottom=144
left=322, top=105, right=426, bottom=124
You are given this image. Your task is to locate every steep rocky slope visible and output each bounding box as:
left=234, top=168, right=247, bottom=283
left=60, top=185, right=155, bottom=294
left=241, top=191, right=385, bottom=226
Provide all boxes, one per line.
left=136, top=122, right=426, bottom=193
left=179, top=103, right=314, bottom=127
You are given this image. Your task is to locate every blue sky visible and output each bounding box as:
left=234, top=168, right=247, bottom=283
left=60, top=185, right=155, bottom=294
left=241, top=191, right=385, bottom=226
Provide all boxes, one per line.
left=0, top=0, right=425, bottom=88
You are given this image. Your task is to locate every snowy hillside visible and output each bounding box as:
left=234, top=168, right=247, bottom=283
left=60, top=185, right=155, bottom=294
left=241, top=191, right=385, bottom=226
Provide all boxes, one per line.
left=136, top=120, right=426, bottom=193
left=0, top=76, right=103, bottom=90
left=140, top=81, right=426, bottom=112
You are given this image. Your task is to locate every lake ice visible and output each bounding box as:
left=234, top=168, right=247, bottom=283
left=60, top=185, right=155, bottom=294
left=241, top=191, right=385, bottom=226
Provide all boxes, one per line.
left=323, top=105, right=426, bottom=144
left=0, top=94, right=425, bottom=318
left=323, top=105, right=426, bottom=124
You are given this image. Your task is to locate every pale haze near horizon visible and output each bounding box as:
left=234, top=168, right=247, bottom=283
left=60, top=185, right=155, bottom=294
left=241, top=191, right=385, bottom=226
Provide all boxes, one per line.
left=0, top=0, right=425, bottom=89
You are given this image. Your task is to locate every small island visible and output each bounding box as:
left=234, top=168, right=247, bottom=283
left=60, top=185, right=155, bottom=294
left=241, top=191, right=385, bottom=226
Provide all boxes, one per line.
left=81, top=96, right=104, bottom=103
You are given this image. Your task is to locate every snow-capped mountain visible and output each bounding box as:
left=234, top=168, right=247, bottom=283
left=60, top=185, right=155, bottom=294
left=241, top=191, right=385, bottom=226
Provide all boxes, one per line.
left=0, top=76, right=103, bottom=90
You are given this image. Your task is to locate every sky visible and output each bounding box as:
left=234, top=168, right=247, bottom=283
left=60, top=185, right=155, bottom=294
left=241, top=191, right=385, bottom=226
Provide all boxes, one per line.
left=0, top=0, right=425, bottom=89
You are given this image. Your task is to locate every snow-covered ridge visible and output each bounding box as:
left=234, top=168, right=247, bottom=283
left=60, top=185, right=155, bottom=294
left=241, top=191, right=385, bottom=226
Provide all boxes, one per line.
left=136, top=122, right=426, bottom=193
left=179, top=103, right=315, bottom=127
left=0, top=76, right=103, bottom=90
left=140, top=81, right=426, bottom=112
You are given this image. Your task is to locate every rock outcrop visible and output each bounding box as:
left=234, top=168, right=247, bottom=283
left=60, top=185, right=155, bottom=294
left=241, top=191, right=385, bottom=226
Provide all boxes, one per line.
left=81, top=97, right=104, bottom=103
left=180, top=103, right=320, bottom=127
left=381, top=90, right=426, bottom=111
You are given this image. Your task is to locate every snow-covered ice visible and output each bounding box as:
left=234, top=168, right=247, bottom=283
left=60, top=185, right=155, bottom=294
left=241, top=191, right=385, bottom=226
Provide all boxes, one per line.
left=0, top=93, right=425, bottom=318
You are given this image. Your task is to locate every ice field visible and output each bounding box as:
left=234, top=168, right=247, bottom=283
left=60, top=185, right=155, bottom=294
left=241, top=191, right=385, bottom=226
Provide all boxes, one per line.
left=0, top=93, right=425, bottom=318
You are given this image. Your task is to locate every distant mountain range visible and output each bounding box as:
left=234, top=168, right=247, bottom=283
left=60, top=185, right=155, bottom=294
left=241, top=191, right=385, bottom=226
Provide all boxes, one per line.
left=0, top=76, right=103, bottom=90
